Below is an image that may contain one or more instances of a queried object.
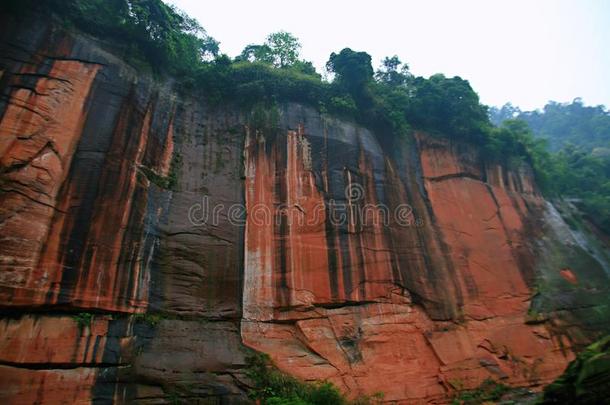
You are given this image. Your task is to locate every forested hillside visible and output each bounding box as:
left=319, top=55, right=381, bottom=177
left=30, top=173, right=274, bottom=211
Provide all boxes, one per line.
left=490, top=99, right=610, bottom=152
left=491, top=100, right=610, bottom=234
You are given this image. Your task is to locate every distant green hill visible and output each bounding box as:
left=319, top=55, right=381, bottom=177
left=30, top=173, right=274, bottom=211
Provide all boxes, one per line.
left=490, top=99, right=610, bottom=152
left=490, top=100, right=610, bottom=234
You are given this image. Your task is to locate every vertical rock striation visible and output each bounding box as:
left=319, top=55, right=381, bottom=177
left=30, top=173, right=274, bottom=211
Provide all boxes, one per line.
left=0, top=16, right=249, bottom=404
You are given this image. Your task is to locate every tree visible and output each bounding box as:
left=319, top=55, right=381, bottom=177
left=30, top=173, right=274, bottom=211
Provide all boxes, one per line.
left=265, top=31, right=301, bottom=67
left=326, top=48, right=373, bottom=89
left=237, top=31, right=301, bottom=68
left=512, top=99, right=610, bottom=152
left=237, top=44, right=275, bottom=64
left=326, top=48, right=374, bottom=107
left=489, top=102, right=521, bottom=125
left=6, top=0, right=220, bottom=74
left=290, top=60, right=320, bottom=77
left=406, top=74, right=489, bottom=142
left=375, top=56, right=412, bottom=87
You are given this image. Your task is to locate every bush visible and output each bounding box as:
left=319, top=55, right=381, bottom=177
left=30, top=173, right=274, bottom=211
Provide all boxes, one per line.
left=246, top=352, right=352, bottom=405
left=72, top=312, right=94, bottom=329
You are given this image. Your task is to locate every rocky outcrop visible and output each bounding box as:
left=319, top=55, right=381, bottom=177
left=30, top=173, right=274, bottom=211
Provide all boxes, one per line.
left=1, top=14, right=609, bottom=404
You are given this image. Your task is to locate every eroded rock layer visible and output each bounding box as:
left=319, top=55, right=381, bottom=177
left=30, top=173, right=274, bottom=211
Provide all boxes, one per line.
left=1, top=14, right=609, bottom=405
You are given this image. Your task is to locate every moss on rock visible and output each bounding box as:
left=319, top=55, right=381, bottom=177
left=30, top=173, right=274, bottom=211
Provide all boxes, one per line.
left=542, top=335, right=610, bottom=404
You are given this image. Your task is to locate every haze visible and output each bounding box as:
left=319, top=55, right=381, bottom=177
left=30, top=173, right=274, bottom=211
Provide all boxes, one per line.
left=167, top=0, right=610, bottom=111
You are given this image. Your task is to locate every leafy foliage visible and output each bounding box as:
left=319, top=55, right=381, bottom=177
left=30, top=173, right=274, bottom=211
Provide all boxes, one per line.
left=237, top=44, right=275, bottom=65
left=327, top=48, right=374, bottom=98
left=140, top=153, right=182, bottom=190
left=491, top=99, right=610, bottom=152
left=542, top=335, right=610, bottom=404
left=375, top=56, right=412, bottom=87
left=133, top=312, right=164, bottom=326
left=191, top=60, right=328, bottom=108
left=246, top=353, right=384, bottom=405
left=488, top=102, right=522, bottom=126
left=406, top=74, right=490, bottom=143
left=237, top=31, right=302, bottom=68
left=548, top=145, right=610, bottom=232
left=3, top=0, right=219, bottom=75
left=246, top=352, right=347, bottom=404
left=491, top=100, right=610, bottom=234
left=485, top=119, right=557, bottom=190
left=73, top=312, right=94, bottom=329
left=265, top=31, right=302, bottom=68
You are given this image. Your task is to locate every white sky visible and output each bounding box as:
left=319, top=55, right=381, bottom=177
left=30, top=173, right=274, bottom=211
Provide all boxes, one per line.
left=167, top=0, right=610, bottom=111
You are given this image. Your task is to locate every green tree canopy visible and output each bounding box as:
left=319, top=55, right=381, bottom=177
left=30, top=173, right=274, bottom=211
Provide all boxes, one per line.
left=238, top=44, right=275, bottom=64
left=491, top=99, right=610, bottom=234
left=266, top=31, right=301, bottom=67
left=375, top=56, right=412, bottom=87
left=326, top=48, right=374, bottom=90
left=489, top=102, right=521, bottom=124
left=406, top=74, right=490, bottom=142
left=491, top=99, right=610, bottom=152
left=237, top=31, right=302, bottom=68
left=3, top=0, right=219, bottom=74
left=326, top=48, right=375, bottom=111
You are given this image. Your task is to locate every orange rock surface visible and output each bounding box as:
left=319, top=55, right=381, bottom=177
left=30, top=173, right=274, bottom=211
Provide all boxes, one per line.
left=0, top=60, right=99, bottom=303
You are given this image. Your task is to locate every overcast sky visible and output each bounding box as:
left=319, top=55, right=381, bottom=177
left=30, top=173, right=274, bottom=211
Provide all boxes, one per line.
left=167, top=0, right=610, bottom=111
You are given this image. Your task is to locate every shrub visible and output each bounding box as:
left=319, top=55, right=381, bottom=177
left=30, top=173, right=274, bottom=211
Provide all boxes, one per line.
left=73, top=312, right=94, bottom=329
left=245, top=352, right=352, bottom=405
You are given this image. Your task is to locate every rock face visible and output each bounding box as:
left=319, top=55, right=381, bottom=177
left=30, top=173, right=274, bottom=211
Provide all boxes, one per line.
left=0, top=15, right=248, bottom=404
left=1, top=14, right=609, bottom=405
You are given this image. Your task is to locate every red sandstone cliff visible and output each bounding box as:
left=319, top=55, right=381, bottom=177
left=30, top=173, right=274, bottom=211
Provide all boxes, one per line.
left=1, top=15, right=609, bottom=405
